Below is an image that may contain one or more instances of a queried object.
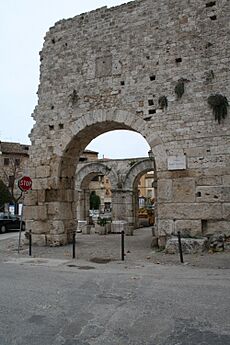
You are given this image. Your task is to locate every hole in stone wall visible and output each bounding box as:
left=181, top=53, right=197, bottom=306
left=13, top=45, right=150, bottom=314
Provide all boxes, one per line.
left=120, top=81, right=125, bottom=86
left=59, top=124, right=64, bottom=129
left=144, top=116, right=152, bottom=121
left=148, top=100, right=154, bottom=106
left=65, top=43, right=68, bottom=47
left=206, top=1, right=216, bottom=7
left=146, top=55, right=150, bottom=60
left=49, top=125, right=54, bottom=130
left=51, top=105, right=54, bottom=110
left=210, top=15, right=217, bottom=20
left=148, top=109, right=156, bottom=114
left=196, top=191, right=201, bottom=197
left=205, top=42, right=213, bottom=48
left=175, top=57, right=182, bottom=63
left=51, top=38, right=55, bottom=44
left=150, top=75, right=156, bottom=81
left=201, top=220, right=208, bottom=234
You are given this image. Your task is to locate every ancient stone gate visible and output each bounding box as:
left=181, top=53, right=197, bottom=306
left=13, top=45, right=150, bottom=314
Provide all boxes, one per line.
left=25, top=0, right=230, bottom=245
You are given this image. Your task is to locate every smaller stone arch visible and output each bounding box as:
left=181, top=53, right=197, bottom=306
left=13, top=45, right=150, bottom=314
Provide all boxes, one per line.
left=123, top=158, right=156, bottom=229
left=75, top=162, right=118, bottom=222
left=75, top=162, right=117, bottom=190
left=124, top=159, right=156, bottom=191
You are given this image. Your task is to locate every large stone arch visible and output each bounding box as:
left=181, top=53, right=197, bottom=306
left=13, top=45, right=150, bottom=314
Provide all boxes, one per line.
left=58, top=110, right=167, bottom=181
left=25, top=0, right=230, bottom=246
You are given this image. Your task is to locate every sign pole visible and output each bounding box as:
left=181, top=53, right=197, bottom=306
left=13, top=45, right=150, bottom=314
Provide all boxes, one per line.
left=17, top=176, right=32, bottom=254
left=18, top=192, right=25, bottom=253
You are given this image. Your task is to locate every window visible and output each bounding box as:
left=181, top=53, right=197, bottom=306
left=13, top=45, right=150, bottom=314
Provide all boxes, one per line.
left=4, top=158, right=9, bottom=166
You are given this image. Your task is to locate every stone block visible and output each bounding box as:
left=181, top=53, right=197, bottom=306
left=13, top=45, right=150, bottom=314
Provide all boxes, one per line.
left=36, top=165, right=51, bottom=178
left=32, top=178, right=50, bottom=190
left=50, top=221, right=65, bottom=235
left=158, top=179, right=172, bottom=202
left=27, top=220, right=49, bottom=234
left=77, top=220, right=87, bottom=232
left=174, top=220, right=202, bottom=238
left=206, top=220, right=230, bottom=237
left=158, top=236, right=167, bottom=249
left=157, top=219, right=174, bottom=236
left=172, top=178, right=195, bottom=202
left=47, top=202, right=73, bottom=220
left=49, top=234, right=68, bottom=246
left=37, top=190, right=46, bottom=203
left=223, top=204, right=230, bottom=220
left=24, top=191, right=38, bottom=206
left=196, top=186, right=230, bottom=203
left=29, top=234, right=48, bottom=246
left=111, top=221, right=128, bottom=234
left=165, top=237, right=206, bottom=254
left=223, top=175, right=230, bottom=186
left=24, top=205, right=47, bottom=221
left=158, top=203, right=222, bottom=220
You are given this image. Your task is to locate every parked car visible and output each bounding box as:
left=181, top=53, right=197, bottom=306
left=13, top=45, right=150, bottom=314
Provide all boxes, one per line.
left=0, top=213, right=25, bottom=233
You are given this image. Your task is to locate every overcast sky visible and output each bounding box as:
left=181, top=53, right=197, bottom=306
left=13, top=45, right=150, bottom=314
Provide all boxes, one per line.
left=0, top=0, right=150, bottom=159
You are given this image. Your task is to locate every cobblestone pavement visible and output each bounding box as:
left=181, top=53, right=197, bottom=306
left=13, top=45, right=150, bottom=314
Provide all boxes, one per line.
left=1, top=227, right=230, bottom=269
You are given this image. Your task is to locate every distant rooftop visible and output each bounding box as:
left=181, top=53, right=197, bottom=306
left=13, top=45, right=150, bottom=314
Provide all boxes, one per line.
left=0, top=141, right=30, bottom=155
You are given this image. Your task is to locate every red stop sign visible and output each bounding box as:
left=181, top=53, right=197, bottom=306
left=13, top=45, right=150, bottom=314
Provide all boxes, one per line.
left=18, top=176, right=32, bottom=192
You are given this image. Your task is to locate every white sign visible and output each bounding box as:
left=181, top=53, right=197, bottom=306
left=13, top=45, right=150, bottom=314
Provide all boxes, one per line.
left=168, top=156, right=186, bottom=170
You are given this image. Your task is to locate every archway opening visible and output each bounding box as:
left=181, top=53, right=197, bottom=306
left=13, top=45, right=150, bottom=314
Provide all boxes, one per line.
left=72, top=128, right=157, bottom=241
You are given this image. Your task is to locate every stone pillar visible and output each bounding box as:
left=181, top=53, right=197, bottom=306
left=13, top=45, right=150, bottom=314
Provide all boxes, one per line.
left=83, top=189, right=91, bottom=221
left=24, top=171, right=77, bottom=246
left=111, top=189, right=134, bottom=235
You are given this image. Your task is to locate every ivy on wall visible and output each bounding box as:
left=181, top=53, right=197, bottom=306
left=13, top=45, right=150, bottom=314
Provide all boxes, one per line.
left=175, top=79, right=185, bottom=99
left=158, top=96, right=168, bottom=110
left=208, top=94, right=229, bottom=124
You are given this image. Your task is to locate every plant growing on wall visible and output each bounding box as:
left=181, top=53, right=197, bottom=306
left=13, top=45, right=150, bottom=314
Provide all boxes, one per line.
left=68, top=89, right=79, bottom=106
left=207, top=94, right=229, bottom=124
left=158, top=96, right=168, bottom=110
left=175, top=79, right=185, bottom=99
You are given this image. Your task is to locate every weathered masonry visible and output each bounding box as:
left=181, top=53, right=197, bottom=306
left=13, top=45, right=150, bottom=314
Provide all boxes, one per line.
left=25, top=0, right=230, bottom=245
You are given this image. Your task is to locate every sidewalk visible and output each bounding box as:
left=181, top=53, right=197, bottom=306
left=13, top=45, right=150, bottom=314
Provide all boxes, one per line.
left=1, top=227, right=230, bottom=269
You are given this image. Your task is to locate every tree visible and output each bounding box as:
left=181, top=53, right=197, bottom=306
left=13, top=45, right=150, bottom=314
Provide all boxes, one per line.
left=2, top=158, right=23, bottom=213
left=0, top=179, right=12, bottom=211
left=90, top=191, right=101, bottom=210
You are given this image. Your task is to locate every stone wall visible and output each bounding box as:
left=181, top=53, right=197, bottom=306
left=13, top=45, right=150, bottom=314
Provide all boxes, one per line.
left=25, top=0, right=230, bottom=245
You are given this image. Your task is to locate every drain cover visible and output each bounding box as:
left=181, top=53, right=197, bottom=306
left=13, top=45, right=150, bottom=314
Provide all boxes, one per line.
left=90, top=257, right=112, bottom=264
left=67, top=264, right=95, bottom=270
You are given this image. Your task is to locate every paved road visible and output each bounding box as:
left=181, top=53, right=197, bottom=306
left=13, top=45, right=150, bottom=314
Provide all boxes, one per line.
left=0, top=231, right=20, bottom=241
left=0, top=257, right=230, bottom=345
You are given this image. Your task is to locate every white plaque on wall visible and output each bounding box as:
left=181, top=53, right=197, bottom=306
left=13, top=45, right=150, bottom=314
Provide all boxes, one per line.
left=168, top=155, right=186, bottom=170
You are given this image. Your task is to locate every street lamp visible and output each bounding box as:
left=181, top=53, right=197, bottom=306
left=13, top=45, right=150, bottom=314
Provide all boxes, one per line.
left=148, top=149, right=154, bottom=160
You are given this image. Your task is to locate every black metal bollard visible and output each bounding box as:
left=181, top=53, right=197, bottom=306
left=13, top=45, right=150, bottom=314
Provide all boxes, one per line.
left=121, top=230, right=125, bottom=261
left=29, top=230, right=32, bottom=256
left=72, top=231, right=76, bottom=259
left=177, top=231, right=184, bottom=263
